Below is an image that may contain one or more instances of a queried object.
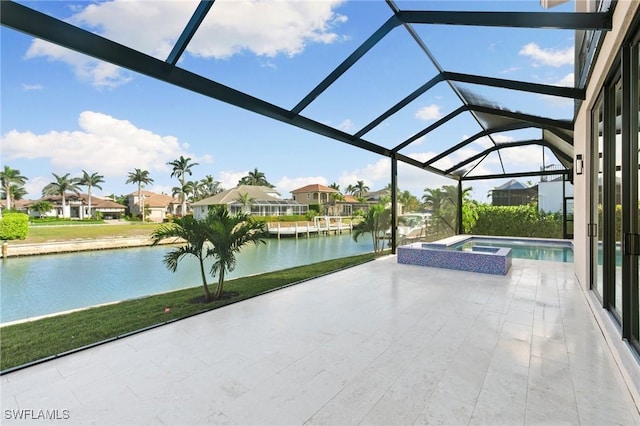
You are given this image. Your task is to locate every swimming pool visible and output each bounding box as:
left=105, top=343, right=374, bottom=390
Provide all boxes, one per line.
left=452, top=236, right=574, bottom=263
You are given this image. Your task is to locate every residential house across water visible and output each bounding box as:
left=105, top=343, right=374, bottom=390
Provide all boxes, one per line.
left=127, top=190, right=181, bottom=222
left=192, top=185, right=308, bottom=219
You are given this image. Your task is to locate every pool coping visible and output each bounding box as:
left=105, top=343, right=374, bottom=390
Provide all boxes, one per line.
left=433, top=234, right=575, bottom=248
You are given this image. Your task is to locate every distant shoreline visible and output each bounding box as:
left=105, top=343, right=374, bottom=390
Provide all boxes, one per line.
left=1, top=236, right=177, bottom=258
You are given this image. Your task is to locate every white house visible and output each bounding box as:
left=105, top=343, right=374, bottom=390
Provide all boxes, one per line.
left=191, top=185, right=308, bottom=219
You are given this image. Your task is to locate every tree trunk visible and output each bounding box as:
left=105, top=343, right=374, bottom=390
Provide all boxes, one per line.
left=88, top=187, right=92, bottom=219
left=199, top=258, right=212, bottom=302
left=138, top=184, right=143, bottom=222
left=214, top=268, right=225, bottom=300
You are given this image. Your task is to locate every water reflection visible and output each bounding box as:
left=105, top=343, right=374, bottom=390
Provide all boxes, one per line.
left=1, top=234, right=371, bottom=323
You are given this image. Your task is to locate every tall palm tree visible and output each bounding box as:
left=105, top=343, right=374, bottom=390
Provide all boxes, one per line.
left=0, top=166, right=28, bottom=211
left=42, top=173, right=81, bottom=218
left=345, top=184, right=356, bottom=195
left=190, top=180, right=207, bottom=201
left=1, top=184, right=28, bottom=205
left=126, top=168, right=153, bottom=221
left=204, top=206, right=267, bottom=300
left=423, top=186, right=459, bottom=235
left=77, top=170, right=105, bottom=218
left=237, top=168, right=274, bottom=187
left=151, top=215, right=215, bottom=302
left=172, top=181, right=196, bottom=213
left=200, top=175, right=223, bottom=198
left=354, top=180, right=369, bottom=198
left=167, top=155, right=199, bottom=216
left=398, top=190, right=420, bottom=213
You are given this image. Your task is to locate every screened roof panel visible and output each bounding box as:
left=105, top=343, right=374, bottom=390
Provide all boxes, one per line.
left=361, top=81, right=461, bottom=148
left=14, top=0, right=201, bottom=61
left=2, top=0, right=611, bottom=184
left=300, top=26, right=441, bottom=134
left=452, top=82, right=574, bottom=121
left=393, top=0, right=577, bottom=13
left=399, top=111, right=484, bottom=160
left=179, top=0, right=393, bottom=109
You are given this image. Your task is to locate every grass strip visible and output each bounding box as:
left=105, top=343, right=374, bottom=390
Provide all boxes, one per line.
left=16, top=223, right=163, bottom=244
left=0, top=252, right=378, bottom=372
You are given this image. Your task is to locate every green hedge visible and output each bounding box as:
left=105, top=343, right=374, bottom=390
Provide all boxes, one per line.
left=0, top=212, right=29, bottom=240
left=470, top=205, right=562, bottom=238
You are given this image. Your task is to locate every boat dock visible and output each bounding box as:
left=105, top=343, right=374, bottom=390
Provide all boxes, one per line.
left=267, top=216, right=352, bottom=239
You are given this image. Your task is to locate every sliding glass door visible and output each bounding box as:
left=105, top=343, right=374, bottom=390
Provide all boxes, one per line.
left=591, top=30, right=640, bottom=350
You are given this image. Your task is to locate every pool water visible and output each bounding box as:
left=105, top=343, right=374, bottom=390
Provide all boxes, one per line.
left=453, top=238, right=574, bottom=263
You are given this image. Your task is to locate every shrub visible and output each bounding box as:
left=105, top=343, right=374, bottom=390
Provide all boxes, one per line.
left=0, top=212, right=29, bottom=240
left=470, top=205, right=562, bottom=238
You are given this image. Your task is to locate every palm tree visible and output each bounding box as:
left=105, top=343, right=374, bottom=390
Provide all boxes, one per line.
left=200, top=175, right=223, bottom=199
left=126, top=169, right=153, bottom=221
left=0, top=166, right=28, bottom=211
left=398, top=190, right=420, bottom=213
left=345, top=184, right=356, bottom=195
left=236, top=192, right=255, bottom=213
left=422, top=187, right=447, bottom=235
left=204, top=206, right=267, bottom=300
left=237, top=168, right=274, bottom=187
left=190, top=180, right=207, bottom=201
left=2, top=184, right=28, bottom=205
left=354, top=180, right=369, bottom=198
left=151, top=215, right=216, bottom=302
left=77, top=170, right=104, bottom=218
left=42, top=173, right=81, bottom=217
left=172, top=181, right=196, bottom=212
left=329, top=182, right=340, bottom=191
left=352, top=203, right=391, bottom=253
left=167, top=156, right=199, bottom=215
left=30, top=200, right=53, bottom=218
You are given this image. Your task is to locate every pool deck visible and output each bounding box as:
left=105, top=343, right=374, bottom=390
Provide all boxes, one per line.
left=1, top=256, right=638, bottom=425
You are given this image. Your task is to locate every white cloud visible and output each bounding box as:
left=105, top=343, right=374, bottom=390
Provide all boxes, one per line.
left=26, top=40, right=133, bottom=88
left=554, top=72, right=574, bottom=87
left=500, top=66, right=519, bottom=74
left=276, top=176, right=329, bottom=196
left=337, top=119, right=355, bottom=133
left=415, top=104, right=443, bottom=121
left=338, top=158, right=390, bottom=191
left=23, top=176, right=50, bottom=199
left=24, top=0, right=347, bottom=87
left=1, top=111, right=198, bottom=178
left=217, top=170, right=247, bottom=190
left=499, top=145, right=543, bottom=165
left=519, top=43, right=573, bottom=67
left=189, top=1, right=347, bottom=58
left=22, top=83, right=43, bottom=91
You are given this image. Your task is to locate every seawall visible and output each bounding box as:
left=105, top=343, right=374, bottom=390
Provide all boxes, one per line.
left=1, top=237, right=178, bottom=258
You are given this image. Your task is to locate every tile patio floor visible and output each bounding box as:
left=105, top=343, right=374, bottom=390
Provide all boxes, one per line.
left=2, top=255, right=639, bottom=425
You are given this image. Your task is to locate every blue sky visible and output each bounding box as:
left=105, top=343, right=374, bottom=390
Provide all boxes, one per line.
left=1, top=0, right=576, bottom=202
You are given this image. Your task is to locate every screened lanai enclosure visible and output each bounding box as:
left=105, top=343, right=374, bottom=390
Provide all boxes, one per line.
left=0, top=0, right=613, bottom=250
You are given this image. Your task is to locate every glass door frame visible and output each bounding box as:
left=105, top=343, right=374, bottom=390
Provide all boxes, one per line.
left=622, top=38, right=640, bottom=347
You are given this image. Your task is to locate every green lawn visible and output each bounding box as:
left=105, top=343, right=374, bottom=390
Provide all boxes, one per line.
left=0, top=252, right=379, bottom=372
left=15, top=222, right=163, bottom=244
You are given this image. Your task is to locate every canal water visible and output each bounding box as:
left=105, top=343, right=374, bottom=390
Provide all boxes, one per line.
left=1, top=234, right=372, bottom=323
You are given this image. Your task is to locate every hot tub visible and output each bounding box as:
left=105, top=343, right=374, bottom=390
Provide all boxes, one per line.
left=397, top=241, right=512, bottom=275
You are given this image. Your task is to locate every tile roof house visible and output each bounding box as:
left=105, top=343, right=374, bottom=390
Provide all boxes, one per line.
left=32, top=193, right=126, bottom=219
left=291, top=184, right=340, bottom=205
left=191, top=185, right=307, bottom=218
left=127, top=190, right=182, bottom=222
left=291, top=184, right=373, bottom=216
